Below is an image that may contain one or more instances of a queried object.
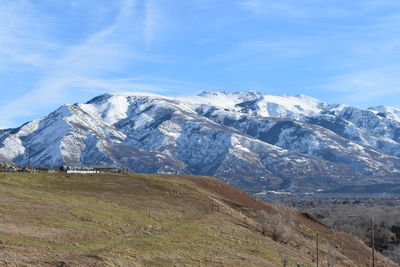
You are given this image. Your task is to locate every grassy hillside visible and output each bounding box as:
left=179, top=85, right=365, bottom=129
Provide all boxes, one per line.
left=0, top=172, right=396, bottom=266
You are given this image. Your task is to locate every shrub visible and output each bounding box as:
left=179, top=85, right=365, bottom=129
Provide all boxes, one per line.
left=256, top=205, right=295, bottom=243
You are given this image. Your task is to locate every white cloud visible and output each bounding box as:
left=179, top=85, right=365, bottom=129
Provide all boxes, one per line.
left=317, top=12, right=400, bottom=103
left=322, top=67, right=400, bottom=102
left=0, top=1, right=58, bottom=70
left=144, top=0, right=160, bottom=48
left=203, top=39, right=311, bottom=68
left=240, top=0, right=351, bottom=20
left=0, top=0, right=183, bottom=128
left=240, top=0, right=400, bottom=21
left=238, top=0, right=400, bottom=104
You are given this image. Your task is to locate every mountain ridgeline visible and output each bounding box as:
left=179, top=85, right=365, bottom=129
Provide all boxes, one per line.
left=1, top=91, right=400, bottom=193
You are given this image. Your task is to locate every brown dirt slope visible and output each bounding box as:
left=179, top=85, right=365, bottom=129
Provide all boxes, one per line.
left=0, top=172, right=397, bottom=266
left=177, top=174, right=397, bottom=266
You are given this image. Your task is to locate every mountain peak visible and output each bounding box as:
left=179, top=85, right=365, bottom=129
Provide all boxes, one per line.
left=86, top=92, right=171, bottom=105
left=1, top=90, right=400, bottom=195
left=198, top=90, right=263, bottom=101
left=86, top=93, right=113, bottom=104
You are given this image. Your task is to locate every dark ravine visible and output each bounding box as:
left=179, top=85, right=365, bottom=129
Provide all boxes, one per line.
left=0, top=91, right=399, bottom=194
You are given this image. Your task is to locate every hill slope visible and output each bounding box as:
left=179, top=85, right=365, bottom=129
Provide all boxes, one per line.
left=0, top=91, right=400, bottom=193
left=0, top=172, right=395, bottom=266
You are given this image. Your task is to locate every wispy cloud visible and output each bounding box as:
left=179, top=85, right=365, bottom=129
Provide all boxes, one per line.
left=0, top=1, right=58, bottom=70
left=240, top=0, right=400, bottom=20
left=204, top=39, right=311, bottom=67
left=236, top=0, right=400, bottom=103
left=240, top=0, right=351, bottom=20
left=2, top=0, right=400, bottom=128
left=319, top=13, right=400, bottom=103
left=143, top=0, right=160, bottom=48
left=0, top=0, right=186, bottom=128
left=322, top=67, right=400, bottom=103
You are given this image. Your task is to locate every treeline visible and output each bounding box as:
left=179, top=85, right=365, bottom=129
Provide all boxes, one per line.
left=266, top=194, right=400, bottom=263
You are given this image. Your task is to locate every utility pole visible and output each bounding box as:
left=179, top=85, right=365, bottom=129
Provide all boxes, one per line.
left=347, top=215, right=375, bottom=267
left=316, top=232, right=319, bottom=267
left=371, top=218, right=375, bottom=267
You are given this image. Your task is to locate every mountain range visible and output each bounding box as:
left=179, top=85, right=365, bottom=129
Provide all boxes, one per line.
left=1, top=91, right=400, bottom=194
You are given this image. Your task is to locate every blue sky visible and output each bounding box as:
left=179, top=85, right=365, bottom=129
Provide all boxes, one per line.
left=1, top=0, right=400, bottom=128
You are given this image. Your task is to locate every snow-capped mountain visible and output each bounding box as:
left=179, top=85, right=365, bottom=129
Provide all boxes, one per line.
left=1, top=91, right=400, bottom=193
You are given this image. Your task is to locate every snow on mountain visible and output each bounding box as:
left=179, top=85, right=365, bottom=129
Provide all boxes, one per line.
left=369, top=106, right=400, bottom=125
left=0, top=91, right=399, bottom=193
left=179, top=91, right=325, bottom=119
left=0, top=119, right=41, bottom=160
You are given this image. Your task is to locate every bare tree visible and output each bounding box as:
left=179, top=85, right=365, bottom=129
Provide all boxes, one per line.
left=256, top=205, right=295, bottom=242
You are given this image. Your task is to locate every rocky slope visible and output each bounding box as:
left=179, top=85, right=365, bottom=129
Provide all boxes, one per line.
left=1, top=91, right=399, bottom=193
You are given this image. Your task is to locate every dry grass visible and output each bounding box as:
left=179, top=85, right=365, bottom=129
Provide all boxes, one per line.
left=0, top=172, right=396, bottom=266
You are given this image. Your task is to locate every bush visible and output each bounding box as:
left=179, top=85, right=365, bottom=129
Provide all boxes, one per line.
left=256, top=205, right=295, bottom=243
